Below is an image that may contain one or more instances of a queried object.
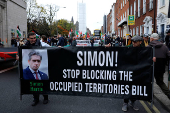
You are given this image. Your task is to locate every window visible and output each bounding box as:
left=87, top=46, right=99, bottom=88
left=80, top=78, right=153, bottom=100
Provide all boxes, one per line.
left=131, top=5, right=132, bottom=15
left=125, top=11, right=126, bottom=18
left=133, top=28, right=135, bottom=36
left=11, top=29, right=15, bottom=38
left=143, top=0, right=146, bottom=14
left=136, top=27, right=139, bottom=36
left=127, top=9, right=129, bottom=16
left=123, top=13, right=124, bottom=19
left=130, top=29, right=132, bottom=35
left=125, top=0, right=126, bottom=4
left=138, top=0, right=140, bottom=17
left=149, top=0, right=153, bottom=10
left=23, top=31, right=26, bottom=38
left=121, top=16, right=122, bottom=20
left=123, top=0, right=124, bottom=7
left=121, top=3, right=122, bottom=9
left=140, top=25, right=143, bottom=36
left=134, top=1, right=136, bottom=17
left=160, top=0, right=165, bottom=7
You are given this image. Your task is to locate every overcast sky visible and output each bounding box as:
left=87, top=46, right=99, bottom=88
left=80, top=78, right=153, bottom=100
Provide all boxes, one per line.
left=36, top=0, right=116, bottom=33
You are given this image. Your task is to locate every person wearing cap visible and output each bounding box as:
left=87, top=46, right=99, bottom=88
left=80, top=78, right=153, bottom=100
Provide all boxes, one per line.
left=142, top=34, right=150, bottom=47
left=165, top=29, right=170, bottom=50
left=126, top=35, right=143, bottom=47
left=148, top=33, right=170, bottom=100
left=122, top=36, right=143, bottom=112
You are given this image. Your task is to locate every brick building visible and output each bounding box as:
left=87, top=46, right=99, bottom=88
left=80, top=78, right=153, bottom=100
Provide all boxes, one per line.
left=114, top=0, right=129, bottom=38
left=107, top=9, right=112, bottom=36
left=129, top=0, right=157, bottom=37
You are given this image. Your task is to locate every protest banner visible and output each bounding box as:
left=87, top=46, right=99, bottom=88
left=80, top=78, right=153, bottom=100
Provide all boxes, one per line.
left=19, top=46, right=153, bottom=101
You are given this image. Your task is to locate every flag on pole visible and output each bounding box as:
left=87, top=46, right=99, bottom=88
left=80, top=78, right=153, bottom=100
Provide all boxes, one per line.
left=16, top=25, right=21, bottom=38
left=85, top=31, right=87, bottom=38
left=71, top=28, right=73, bottom=32
left=32, top=29, right=40, bottom=39
left=76, top=31, right=78, bottom=37
left=168, top=0, right=170, bottom=18
left=69, top=31, right=71, bottom=37
left=79, top=31, right=81, bottom=37
left=87, top=32, right=90, bottom=38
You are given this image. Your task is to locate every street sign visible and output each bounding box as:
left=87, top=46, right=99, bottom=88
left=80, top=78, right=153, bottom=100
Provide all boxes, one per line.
left=128, top=15, right=135, bottom=25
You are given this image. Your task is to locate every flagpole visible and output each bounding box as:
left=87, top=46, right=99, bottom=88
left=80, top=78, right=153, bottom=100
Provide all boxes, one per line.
left=153, top=0, right=156, bottom=33
left=168, top=0, right=170, bottom=18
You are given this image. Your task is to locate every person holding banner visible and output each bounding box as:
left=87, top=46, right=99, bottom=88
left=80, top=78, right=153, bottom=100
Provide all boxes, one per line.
left=105, top=36, right=143, bottom=111
left=122, top=36, right=143, bottom=112
left=149, top=33, right=170, bottom=100
left=16, top=32, right=50, bottom=106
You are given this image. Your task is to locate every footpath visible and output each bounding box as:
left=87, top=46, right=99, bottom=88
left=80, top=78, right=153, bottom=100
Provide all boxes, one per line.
left=153, top=67, right=170, bottom=112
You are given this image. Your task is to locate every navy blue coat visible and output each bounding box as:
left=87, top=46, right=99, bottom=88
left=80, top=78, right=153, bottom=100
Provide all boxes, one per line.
left=57, top=37, right=65, bottom=46
left=23, top=66, right=48, bottom=80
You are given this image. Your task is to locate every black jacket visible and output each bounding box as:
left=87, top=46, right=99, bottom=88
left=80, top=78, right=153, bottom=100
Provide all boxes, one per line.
left=25, top=39, right=41, bottom=47
left=165, top=35, right=170, bottom=49
left=148, top=40, right=170, bottom=73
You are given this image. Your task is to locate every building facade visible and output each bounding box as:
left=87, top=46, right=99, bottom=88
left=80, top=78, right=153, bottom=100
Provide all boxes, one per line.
left=103, top=15, right=107, bottom=34
left=107, top=9, right=112, bottom=36
left=115, top=0, right=129, bottom=38
left=0, top=0, right=27, bottom=47
left=111, top=3, right=116, bottom=35
left=157, top=0, right=170, bottom=41
left=129, top=0, right=157, bottom=37
left=77, top=2, right=86, bottom=35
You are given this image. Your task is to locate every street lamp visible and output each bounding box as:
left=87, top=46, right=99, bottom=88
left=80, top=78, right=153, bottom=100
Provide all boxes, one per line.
left=56, top=7, right=66, bottom=36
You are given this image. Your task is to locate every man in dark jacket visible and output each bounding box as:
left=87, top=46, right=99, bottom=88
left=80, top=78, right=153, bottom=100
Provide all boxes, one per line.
left=17, top=32, right=49, bottom=106
left=57, top=34, right=65, bottom=46
left=165, top=29, right=170, bottom=50
left=72, top=37, right=77, bottom=46
left=90, top=38, right=94, bottom=47
left=122, top=36, right=143, bottom=112
left=149, top=33, right=170, bottom=99
left=11, top=37, right=16, bottom=47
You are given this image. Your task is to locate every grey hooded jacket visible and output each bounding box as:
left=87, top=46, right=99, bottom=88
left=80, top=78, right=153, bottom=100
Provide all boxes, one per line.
left=148, top=40, right=170, bottom=73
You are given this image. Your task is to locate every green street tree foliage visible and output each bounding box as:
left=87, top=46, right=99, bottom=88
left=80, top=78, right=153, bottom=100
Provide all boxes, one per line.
left=26, top=0, right=75, bottom=37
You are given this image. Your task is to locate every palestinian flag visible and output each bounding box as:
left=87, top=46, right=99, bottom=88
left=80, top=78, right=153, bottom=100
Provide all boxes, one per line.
left=69, top=31, right=71, bottom=37
left=17, top=25, right=21, bottom=38
left=85, top=32, right=87, bottom=37
left=32, top=29, right=40, bottom=39
left=76, top=31, right=78, bottom=37
left=87, top=33, right=90, bottom=38
left=168, top=0, right=170, bottom=18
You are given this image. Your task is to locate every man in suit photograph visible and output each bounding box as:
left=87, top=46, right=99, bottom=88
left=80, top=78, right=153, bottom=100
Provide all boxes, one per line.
left=23, top=51, right=48, bottom=80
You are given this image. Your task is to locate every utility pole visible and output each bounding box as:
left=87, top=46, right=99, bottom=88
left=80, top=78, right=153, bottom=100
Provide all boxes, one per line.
left=153, top=0, right=156, bottom=33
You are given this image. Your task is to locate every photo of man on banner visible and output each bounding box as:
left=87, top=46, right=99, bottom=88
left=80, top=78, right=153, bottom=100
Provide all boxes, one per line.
left=22, top=50, right=49, bottom=80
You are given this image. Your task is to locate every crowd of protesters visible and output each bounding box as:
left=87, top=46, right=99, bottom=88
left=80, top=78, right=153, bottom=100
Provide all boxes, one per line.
left=12, top=29, right=170, bottom=112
